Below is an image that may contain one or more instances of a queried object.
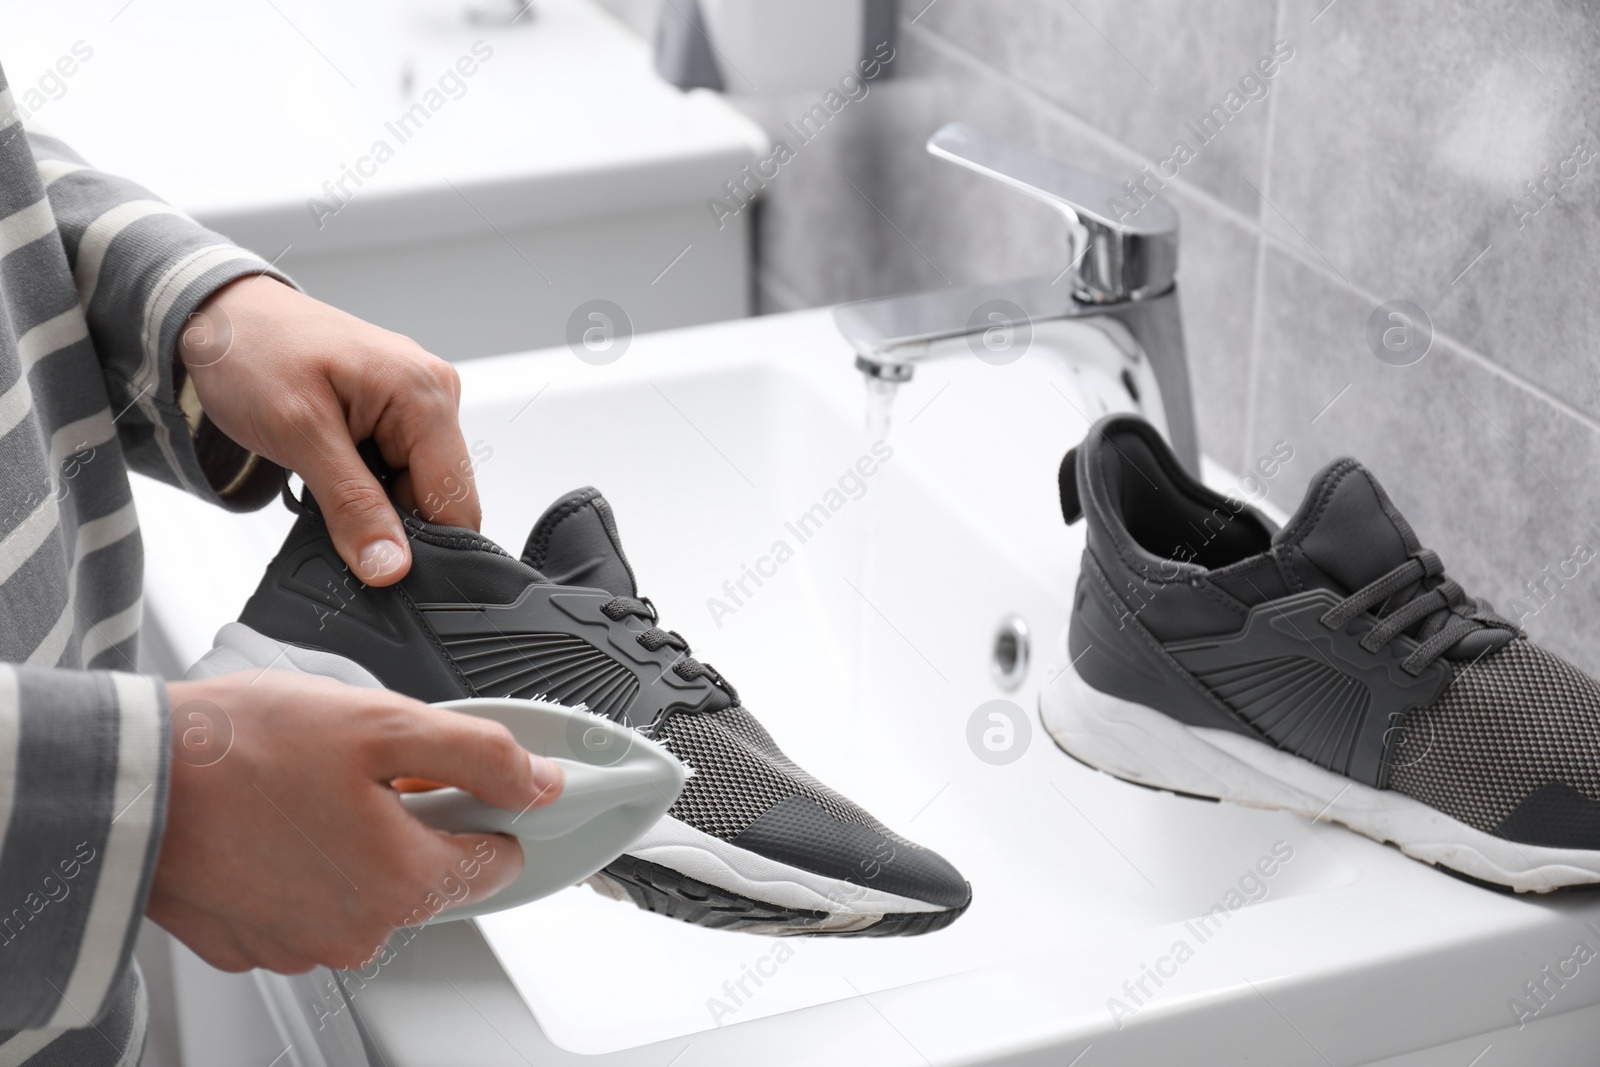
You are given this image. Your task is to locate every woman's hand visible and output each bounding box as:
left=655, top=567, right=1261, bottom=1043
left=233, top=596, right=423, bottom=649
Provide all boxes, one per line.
left=151, top=671, right=563, bottom=973
left=178, top=277, right=481, bottom=585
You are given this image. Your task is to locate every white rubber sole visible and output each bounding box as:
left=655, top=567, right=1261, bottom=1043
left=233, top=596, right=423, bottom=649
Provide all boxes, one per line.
left=587, top=811, right=945, bottom=933
left=196, top=623, right=949, bottom=929
left=1040, top=660, right=1600, bottom=893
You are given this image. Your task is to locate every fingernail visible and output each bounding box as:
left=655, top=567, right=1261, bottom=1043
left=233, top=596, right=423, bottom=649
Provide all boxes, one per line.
left=528, top=754, right=564, bottom=806
left=358, top=539, right=405, bottom=581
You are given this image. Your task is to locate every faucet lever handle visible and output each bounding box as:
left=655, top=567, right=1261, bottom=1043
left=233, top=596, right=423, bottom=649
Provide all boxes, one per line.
left=927, top=123, right=1178, bottom=302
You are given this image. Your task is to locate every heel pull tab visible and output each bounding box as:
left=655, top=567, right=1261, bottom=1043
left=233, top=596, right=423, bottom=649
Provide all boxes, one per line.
left=1058, top=447, right=1083, bottom=525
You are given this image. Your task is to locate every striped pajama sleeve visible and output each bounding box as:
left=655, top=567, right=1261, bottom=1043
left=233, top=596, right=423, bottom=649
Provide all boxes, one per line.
left=0, top=60, right=292, bottom=1066
left=27, top=131, right=292, bottom=511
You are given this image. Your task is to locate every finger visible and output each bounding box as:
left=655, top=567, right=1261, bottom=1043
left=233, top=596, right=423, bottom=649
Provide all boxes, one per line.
left=288, top=407, right=412, bottom=587
left=408, top=832, right=526, bottom=922
left=373, top=705, right=563, bottom=813
left=375, top=363, right=482, bottom=532
left=383, top=421, right=483, bottom=532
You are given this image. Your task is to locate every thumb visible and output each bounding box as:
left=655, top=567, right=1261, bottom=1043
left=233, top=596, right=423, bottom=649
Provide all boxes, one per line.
left=293, top=425, right=412, bottom=587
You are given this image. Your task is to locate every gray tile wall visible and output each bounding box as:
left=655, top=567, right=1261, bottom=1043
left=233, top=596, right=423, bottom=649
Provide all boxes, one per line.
left=597, top=0, right=1600, bottom=673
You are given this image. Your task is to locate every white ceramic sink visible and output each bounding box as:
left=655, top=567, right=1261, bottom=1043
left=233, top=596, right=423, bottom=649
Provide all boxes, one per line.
left=1, top=0, right=767, bottom=358
left=131, top=309, right=1600, bottom=1065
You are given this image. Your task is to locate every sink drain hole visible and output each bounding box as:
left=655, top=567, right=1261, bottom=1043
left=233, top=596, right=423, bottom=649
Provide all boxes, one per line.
left=991, top=615, right=1030, bottom=691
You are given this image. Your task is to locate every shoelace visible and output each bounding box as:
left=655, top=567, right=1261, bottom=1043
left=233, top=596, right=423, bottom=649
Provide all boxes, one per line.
left=600, top=595, right=739, bottom=703
left=1318, top=548, right=1513, bottom=676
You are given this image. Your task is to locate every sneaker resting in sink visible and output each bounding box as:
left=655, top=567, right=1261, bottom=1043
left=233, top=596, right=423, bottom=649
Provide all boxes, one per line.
left=1044, top=413, right=1600, bottom=893
left=221, top=486, right=971, bottom=935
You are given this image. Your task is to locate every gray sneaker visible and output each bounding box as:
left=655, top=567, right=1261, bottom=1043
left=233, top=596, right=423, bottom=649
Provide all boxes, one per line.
left=229, top=484, right=971, bottom=934
left=1043, top=414, right=1600, bottom=892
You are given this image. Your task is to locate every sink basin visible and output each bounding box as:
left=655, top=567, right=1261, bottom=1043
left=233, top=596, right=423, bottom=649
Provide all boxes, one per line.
left=2, top=0, right=767, bottom=358
left=132, top=308, right=1600, bottom=1064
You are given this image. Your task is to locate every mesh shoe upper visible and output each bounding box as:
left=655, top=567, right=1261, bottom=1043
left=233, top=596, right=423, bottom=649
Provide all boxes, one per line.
left=1390, top=640, right=1600, bottom=835
left=652, top=703, right=910, bottom=852
left=650, top=703, right=967, bottom=908
left=652, top=703, right=878, bottom=841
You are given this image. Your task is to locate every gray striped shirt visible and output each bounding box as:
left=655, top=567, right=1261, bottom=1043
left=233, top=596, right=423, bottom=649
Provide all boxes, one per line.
left=0, top=62, right=287, bottom=1065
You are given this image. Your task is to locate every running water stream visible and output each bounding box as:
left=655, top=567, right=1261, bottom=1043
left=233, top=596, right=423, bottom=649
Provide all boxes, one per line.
left=851, top=375, right=902, bottom=720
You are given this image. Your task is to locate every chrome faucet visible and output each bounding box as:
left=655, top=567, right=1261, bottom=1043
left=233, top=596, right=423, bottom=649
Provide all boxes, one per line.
left=835, top=123, right=1198, bottom=472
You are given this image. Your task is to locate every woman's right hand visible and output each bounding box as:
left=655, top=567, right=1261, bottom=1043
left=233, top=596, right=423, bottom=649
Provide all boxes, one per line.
left=149, top=670, right=563, bottom=973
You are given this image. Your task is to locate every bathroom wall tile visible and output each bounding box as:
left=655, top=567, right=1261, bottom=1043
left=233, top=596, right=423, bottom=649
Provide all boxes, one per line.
left=1266, top=0, right=1600, bottom=417
left=1252, top=247, right=1600, bottom=675
left=914, top=0, right=1283, bottom=216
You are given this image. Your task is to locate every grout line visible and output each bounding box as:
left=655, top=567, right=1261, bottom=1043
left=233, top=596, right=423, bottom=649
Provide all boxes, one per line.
left=1242, top=0, right=1292, bottom=469
left=1257, top=0, right=1288, bottom=222
left=900, top=16, right=1600, bottom=440
left=1241, top=225, right=1267, bottom=468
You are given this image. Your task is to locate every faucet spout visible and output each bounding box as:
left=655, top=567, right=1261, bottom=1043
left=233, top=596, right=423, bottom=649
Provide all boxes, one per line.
left=832, top=124, right=1199, bottom=472
left=927, top=123, right=1179, bottom=303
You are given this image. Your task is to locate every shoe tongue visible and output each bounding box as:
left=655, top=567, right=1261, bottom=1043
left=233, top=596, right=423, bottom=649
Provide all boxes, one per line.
left=521, top=487, right=638, bottom=597
left=1273, top=459, right=1421, bottom=595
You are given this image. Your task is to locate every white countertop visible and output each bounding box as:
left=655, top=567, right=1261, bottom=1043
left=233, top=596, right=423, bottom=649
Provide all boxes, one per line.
left=1, top=0, right=767, bottom=247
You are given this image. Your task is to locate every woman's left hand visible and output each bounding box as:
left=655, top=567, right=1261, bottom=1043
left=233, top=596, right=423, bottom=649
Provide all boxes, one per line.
left=178, top=276, right=482, bottom=586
